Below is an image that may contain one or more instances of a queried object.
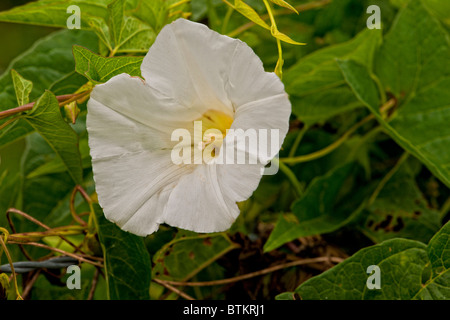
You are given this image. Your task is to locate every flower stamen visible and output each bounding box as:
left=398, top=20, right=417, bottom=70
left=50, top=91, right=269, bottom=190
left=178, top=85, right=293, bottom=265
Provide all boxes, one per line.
left=195, top=109, right=234, bottom=156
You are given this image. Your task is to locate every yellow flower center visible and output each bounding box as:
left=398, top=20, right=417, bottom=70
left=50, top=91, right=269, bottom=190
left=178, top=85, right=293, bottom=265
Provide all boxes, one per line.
left=198, top=109, right=234, bottom=136
left=196, top=109, right=234, bottom=157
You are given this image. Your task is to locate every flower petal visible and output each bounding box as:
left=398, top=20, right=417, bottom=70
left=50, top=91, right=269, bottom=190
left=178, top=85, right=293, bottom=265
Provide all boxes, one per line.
left=88, top=74, right=202, bottom=159
left=228, top=93, right=291, bottom=164
left=162, top=164, right=239, bottom=233
left=227, top=40, right=288, bottom=109
left=213, top=94, right=291, bottom=206
left=140, top=19, right=236, bottom=116
left=215, top=40, right=292, bottom=204
left=92, top=149, right=191, bottom=236
left=217, top=162, right=264, bottom=203
left=87, top=73, right=196, bottom=235
left=87, top=19, right=292, bottom=236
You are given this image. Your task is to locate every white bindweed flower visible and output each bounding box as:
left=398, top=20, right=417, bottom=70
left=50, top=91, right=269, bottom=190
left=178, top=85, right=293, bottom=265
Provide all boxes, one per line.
left=86, top=18, right=291, bottom=236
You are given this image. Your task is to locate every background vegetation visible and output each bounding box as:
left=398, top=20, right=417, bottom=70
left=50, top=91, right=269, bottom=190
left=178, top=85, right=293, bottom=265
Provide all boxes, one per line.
left=0, top=0, right=449, bottom=300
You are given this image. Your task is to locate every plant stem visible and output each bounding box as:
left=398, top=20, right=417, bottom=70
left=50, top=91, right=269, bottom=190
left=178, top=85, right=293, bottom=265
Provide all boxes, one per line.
left=441, top=197, right=450, bottom=221
left=280, top=114, right=375, bottom=165
left=221, top=5, right=234, bottom=34
left=70, top=186, right=90, bottom=226
left=367, top=152, right=410, bottom=206
left=288, top=124, right=309, bottom=158
left=275, top=157, right=303, bottom=197
left=6, top=208, right=86, bottom=254
left=227, top=0, right=331, bottom=37
left=262, top=0, right=277, bottom=26
left=168, top=0, right=190, bottom=10
left=372, top=74, right=387, bottom=105
left=21, top=270, right=41, bottom=299
left=0, top=230, right=23, bottom=300
left=0, top=91, right=91, bottom=121
left=87, top=268, right=100, bottom=300
left=153, top=278, right=196, bottom=300
left=0, top=116, right=21, bottom=131
left=379, top=97, right=397, bottom=119
left=0, top=104, right=33, bottom=120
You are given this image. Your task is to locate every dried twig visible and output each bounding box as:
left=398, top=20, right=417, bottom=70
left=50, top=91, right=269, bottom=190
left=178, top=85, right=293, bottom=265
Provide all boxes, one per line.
left=6, top=208, right=87, bottom=255
left=21, top=270, right=41, bottom=299
left=155, top=256, right=343, bottom=287
left=88, top=268, right=100, bottom=300
left=153, top=278, right=196, bottom=300
left=7, top=241, right=103, bottom=268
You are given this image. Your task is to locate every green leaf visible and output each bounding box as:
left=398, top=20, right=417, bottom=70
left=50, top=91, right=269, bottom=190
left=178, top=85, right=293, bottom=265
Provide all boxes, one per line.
left=0, top=0, right=110, bottom=28
left=389, top=0, right=408, bottom=8
left=285, top=29, right=381, bottom=96
left=427, top=221, right=450, bottom=273
left=5, top=132, right=91, bottom=236
left=414, top=221, right=450, bottom=299
left=233, top=0, right=271, bottom=31
left=152, top=231, right=238, bottom=281
left=284, top=239, right=428, bottom=300
left=275, top=292, right=295, bottom=300
left=289, top=87, right=363, bottom=125
left=11, top=69, right=33, bottom=106
left=271, top=26, right=305, bottom=46
left=361, top=158, right=441, bottom=244
left=106, top=0, right=155, bottom=54
left=340, top=2, right=450, bottom=188
left=73, top=45, right=143, bottom=83
left=24, top=91, right=83, bottom=185
left=0, top=139, right=26, bottom=227
left=415, top=270, right=450, bottom=300
left=0, top=0, right=156, bottom=54
left=0, top=0, right=184, bottom=31
left=93, top=204, right=151, bottom=300
left=337, top=59, right=380, bottom=110
left=423, top=0, right=450, bottom=26
left=278, top=222, right=450, bottom=300
left=87, top=16, right=113, bottom=51
left=127, top=0, right=188, bottom=32
left=269, top=0, right=298, bottom=14
left=391, top=0, right=450, bottom=27
left=230, top=0, right=303, bottom=45
left=26, top=138, right=91, bottom=179
left=375, top=0, right=450, bottom=102
left=108, top=0, right=125, bottom=48
left=113, top=15, right=155, bottom=53
left=284, top=28, right=381, bottom=125
left=0, top=29, right=98, bottom=148
left=264, top=163, right=368, bottom=252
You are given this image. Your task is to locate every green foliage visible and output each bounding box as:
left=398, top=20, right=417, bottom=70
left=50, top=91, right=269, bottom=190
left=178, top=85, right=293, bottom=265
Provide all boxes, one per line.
left=0, top=0, right=110, bottom=28
left=0, top=0, right=449, bottom=301
left=375, top=0, right=450, bottom=189
left=96, top=0, right=155, bottom=54
left=73, top=45, right=143, bottom=83
left=0, top=0, right=186, bottom=55
left=278, top=221, right=450, bottom=300
left=284, top=28, right=381, bottom=125
left=0, top=29, right=97, bottom=148
left=152, top=231, right=238, bottom=281
left=264, top=163, right=368, bottom=251
left=24, top=91, right=83, bottom=184
left=10, top=69, right=32, bottom=106
left=361, top=158, right=441, bottom=244
left=94, top=204, right=152, bottom=300
left=338, top=0, right=450, bottom=188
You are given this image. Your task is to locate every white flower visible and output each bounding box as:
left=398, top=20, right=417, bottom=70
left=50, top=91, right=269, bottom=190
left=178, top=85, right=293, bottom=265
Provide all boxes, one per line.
left=86, top=18, right=291, bottom=236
